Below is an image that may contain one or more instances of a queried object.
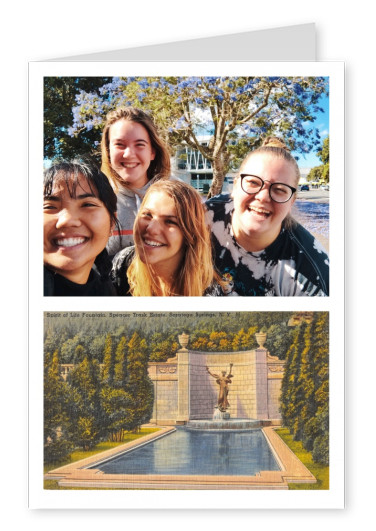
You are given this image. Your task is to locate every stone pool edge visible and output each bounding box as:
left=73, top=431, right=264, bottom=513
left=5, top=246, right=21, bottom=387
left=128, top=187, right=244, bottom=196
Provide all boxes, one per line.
left=44, top=426, right=316, bottom=490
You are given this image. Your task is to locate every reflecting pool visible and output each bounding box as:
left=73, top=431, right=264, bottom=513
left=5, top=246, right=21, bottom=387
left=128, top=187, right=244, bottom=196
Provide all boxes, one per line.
left=91, top=428, right=280, bottom=476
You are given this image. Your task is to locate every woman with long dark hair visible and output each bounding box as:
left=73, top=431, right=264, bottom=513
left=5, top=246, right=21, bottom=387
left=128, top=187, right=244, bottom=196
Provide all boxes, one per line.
left=44, top=158, right=119, bottom=296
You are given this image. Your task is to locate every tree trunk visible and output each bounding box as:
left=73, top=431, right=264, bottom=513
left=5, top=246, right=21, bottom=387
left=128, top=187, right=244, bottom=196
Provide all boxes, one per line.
left=207, top=151, right=229, bottom=199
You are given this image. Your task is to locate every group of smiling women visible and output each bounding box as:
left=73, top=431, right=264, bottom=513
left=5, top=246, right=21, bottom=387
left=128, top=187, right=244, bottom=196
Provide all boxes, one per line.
left=43, top=107, right=329, bottom=297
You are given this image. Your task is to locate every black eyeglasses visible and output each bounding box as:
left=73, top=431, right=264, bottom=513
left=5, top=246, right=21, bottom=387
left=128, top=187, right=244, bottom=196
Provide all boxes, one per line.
left=240, top=174, right=296, bottom=203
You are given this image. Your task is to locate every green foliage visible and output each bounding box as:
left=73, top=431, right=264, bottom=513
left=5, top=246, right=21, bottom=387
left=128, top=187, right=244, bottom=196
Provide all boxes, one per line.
left=90, top=335, right=107, bottom=363
left=114, top=336, right=128, bottom=386
left=307, top=136, right=329, bottom=183
left=280, top=324, right=305, bottom=430
left=44, top=350, right=74, bottom=463
left=265, top=323, right=294, bottom=360
left=44, top=76, right=111, bottom=161
left=149, top=336, right=178, bottom=362
left=67, top=356, right=103, bottom=450
left=307, top=165, right=323, bottom=182
left=280, top=313, right=329, bottom=465
left=312, top=413, right=329, bottom=465
left=44, top=328, right=62, bottom=356
left=102, top=333, right=115, bottom=385
left=73, top=344, right=85, bottom=364
left=44, top=312, right=295, bottom=362
left=44, top=330, right=156, bottom=462
left=317, top=136, right=329, bottom=165
left=304, top=313, right=329, bottom=465
left=60, top=335, right=81, bottom=363
left=100, top=386, right=135, bottom=441
left=126, top=333, right=154, bottom=430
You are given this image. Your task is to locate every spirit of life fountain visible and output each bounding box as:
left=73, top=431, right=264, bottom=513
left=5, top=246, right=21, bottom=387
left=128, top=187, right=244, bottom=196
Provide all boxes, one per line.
left=206, top=363, right=234, bottom=420
left=177, top=331, right=276, bottom=431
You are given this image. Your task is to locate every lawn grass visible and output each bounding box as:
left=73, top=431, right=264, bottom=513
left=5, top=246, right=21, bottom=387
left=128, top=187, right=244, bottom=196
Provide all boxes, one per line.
left=275, top=428, right=329, bottom=490
left=44, top=427, right=160, bottom=490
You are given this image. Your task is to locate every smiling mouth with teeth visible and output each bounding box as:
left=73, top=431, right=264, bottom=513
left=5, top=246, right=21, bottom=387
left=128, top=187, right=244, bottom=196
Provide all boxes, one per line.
left=143, top=239, right=165, bottom=248
left=55, top=237, right=87, bottom=248
left=248, top=206, right=271, bottom=218
left=122, top=163, right=139, bottom=168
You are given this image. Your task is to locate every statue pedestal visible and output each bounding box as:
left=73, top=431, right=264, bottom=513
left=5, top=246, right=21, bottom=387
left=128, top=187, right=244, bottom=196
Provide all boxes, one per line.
left=213, top=408, right=230, bottom=420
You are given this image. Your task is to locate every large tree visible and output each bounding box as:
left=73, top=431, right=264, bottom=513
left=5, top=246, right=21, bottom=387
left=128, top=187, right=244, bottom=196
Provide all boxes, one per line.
left=126, top=332, right=154, bottom=430
left=102, top=333, right=115, bottom=385
left=280, top=314, right=329, bottom=465
left=100, top=386, right=135, bottom=442
left=44, top=76, right=111, bottom=161
left=304, top=313, right=329, bottom=465
left=67, top=355, right=103, bottom=450
left=307, top=136, right=329, bottom=183
left=44, top=350, right=73, bottom=463
left=58, top=76, right=328, bottom=197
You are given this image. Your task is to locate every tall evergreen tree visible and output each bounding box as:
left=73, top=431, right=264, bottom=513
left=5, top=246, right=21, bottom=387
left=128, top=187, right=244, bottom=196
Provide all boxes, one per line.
left=102, top=333, right=115, bottom=385
left=280, top=324, right=305, bottom=430
left=67, top=355, right=103, bottom=450
left=114, top=335, right=128, bottom=387
left=280, top=314, right=329, bottom=465
left=126, top=332, right=154, bottom=431
left=292, top=322, right=314, bottom=441
left=73, top=344, right=86, bottom=364
left=306, top=313, right=329, bottom=464
left=44, top=350, right=73, bottom=463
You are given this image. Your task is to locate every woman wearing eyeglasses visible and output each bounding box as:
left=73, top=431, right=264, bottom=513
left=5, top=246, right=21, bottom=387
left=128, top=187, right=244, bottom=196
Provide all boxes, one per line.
left=206, top=137, right=329, bottom=296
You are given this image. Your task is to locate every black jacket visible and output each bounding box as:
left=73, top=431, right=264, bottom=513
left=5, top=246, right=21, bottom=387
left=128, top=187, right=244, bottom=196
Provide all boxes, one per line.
left=44, top=266, right=117, bottom=296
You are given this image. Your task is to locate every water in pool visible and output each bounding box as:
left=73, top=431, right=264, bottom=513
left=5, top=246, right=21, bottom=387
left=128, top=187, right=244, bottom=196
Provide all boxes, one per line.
left=91, top=429, right=280, bottom=476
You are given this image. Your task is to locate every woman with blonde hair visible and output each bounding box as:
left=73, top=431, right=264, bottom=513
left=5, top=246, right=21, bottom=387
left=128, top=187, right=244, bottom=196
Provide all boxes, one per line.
left=101, top=106, right=171, bottom=256
left=206, top=137, right=329, bottom=296
left=111, top=180, right=223, bottom=296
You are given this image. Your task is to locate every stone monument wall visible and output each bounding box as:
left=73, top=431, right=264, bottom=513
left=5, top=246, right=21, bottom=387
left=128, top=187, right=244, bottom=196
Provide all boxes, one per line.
left=148, top=362, right=179, bottom=425
left=148, top=343, right=285, bottom=425
left=189, top=351, right=258, bottom=419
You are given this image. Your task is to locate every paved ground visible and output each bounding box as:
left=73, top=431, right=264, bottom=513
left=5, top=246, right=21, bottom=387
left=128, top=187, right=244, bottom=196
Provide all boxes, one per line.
left=293, top=190, right=329, bottom=251
left=296, top=189, right=329, bottom=203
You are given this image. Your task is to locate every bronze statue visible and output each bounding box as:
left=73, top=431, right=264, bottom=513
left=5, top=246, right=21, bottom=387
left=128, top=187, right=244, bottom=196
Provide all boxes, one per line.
left=206, top=363, right=234, bottom=412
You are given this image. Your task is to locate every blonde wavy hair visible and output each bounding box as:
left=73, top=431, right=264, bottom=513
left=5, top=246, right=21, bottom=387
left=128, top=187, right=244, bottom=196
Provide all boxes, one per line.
left=127, top=180, right=219, bottom=296
left=100, top=107, right=171, bottom=192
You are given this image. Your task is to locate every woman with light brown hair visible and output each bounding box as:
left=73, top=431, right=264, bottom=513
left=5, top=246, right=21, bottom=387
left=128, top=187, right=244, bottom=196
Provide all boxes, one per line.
left=101, top=106, right=171, bottom=256
left=206, top=137, right=329, bottom=296
left=111, top=180, right=223, bottom=296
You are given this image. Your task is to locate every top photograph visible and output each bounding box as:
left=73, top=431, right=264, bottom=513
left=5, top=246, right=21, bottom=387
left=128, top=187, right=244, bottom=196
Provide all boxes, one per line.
left=43, top=75, right=330, bottom=297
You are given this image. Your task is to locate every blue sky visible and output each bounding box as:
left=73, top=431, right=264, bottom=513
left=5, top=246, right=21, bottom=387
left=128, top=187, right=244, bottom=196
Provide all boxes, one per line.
left=294, top=92, right=329, bottom=170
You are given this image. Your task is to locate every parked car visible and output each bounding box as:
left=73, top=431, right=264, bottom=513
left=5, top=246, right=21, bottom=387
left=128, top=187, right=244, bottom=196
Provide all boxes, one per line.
left=300, top=184, right=310, bottom=191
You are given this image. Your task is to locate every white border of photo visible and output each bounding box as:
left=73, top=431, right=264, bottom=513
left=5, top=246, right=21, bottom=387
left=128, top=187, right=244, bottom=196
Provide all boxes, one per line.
left=29, top=61, right=344, bottom=509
